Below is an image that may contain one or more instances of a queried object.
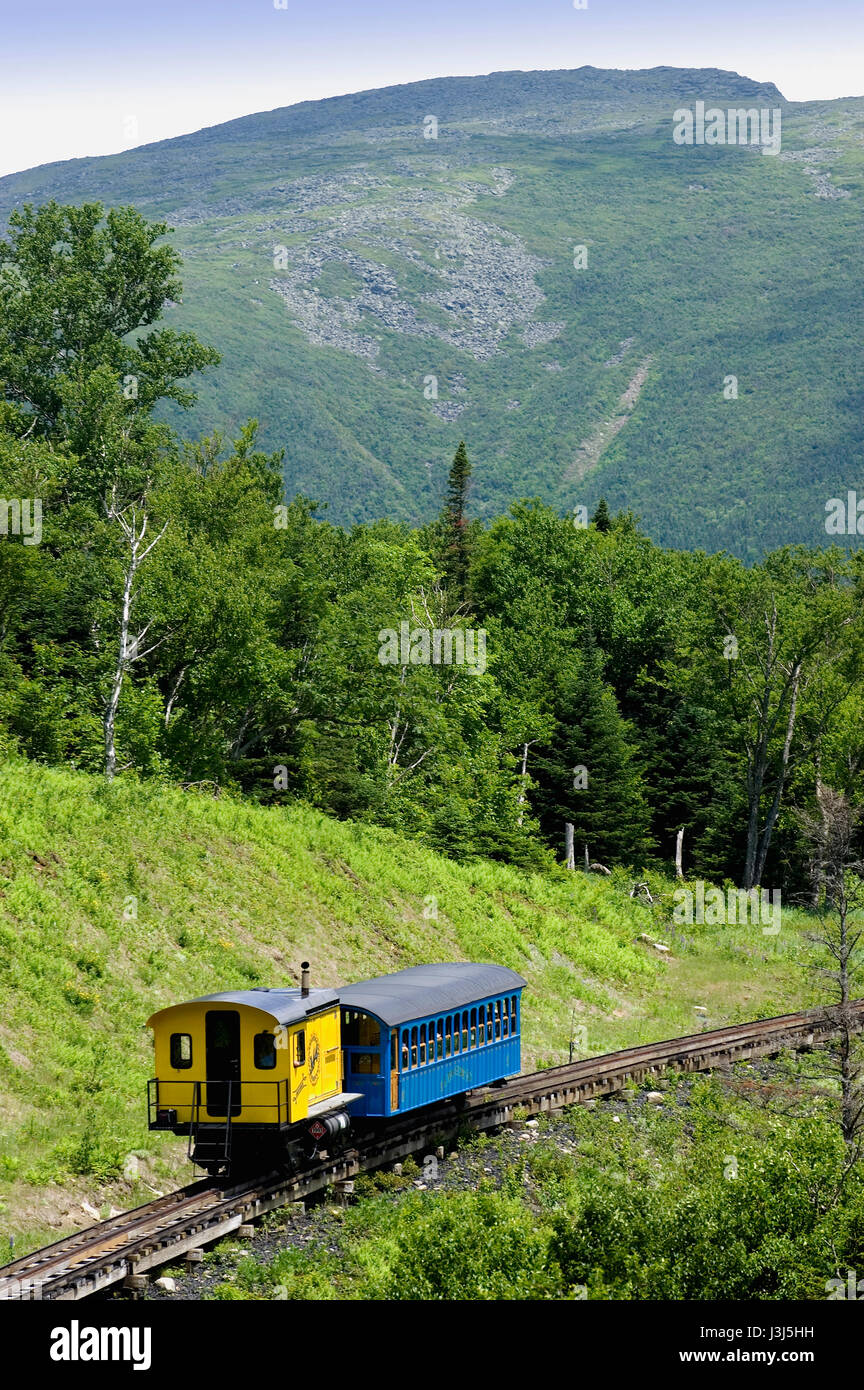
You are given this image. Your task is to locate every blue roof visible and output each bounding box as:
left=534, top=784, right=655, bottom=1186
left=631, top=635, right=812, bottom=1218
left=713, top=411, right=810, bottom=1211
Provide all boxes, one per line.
left=338, top=963, right=526, bottom=1027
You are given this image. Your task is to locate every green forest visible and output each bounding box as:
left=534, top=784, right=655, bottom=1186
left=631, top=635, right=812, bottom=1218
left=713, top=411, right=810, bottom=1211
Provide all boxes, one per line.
left=2, top=199, right=864, bottom=900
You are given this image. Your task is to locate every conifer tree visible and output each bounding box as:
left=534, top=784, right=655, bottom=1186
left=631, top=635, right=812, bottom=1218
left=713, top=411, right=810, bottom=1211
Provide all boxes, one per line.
left=530, top=643, right=653, bottom=865
left=591, top=497, right=612, bottom=532
left=443, top=440, right=472, bottom=606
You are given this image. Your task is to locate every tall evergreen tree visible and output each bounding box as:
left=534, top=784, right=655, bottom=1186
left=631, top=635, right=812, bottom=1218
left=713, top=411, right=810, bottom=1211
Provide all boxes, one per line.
left=443, top=440, right=472, bottom=607
left=591, top=497, right=612, bottom=532
left=530, top=643, right=653, bottom=866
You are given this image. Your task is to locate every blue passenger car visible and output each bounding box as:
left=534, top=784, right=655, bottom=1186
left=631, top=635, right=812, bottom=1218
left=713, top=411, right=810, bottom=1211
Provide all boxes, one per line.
left=338, top=963, right=526, bottom=1117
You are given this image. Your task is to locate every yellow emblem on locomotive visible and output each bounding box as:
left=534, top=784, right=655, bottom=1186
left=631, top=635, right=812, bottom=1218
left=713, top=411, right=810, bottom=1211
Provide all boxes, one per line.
left=308, top=1031, right=321, bottom=1084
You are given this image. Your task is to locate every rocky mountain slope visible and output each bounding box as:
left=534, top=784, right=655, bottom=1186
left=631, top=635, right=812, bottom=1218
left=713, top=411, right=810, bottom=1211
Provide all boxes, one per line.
left=1, top=66, right=862, bottom=557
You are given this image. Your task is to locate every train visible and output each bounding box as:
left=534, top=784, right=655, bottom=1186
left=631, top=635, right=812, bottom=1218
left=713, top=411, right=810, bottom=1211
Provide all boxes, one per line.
left=147, top=961, right=526, bottom=1174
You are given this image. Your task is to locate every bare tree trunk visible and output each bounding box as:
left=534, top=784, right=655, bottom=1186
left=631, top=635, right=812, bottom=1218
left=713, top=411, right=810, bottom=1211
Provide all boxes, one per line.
left=103, top=491, right=168, bottom=781
left=104, top=560, right=135, bottom=780
left=675, top=828, right=684, bottom=879
left=164, top=663, right=190, bottom=728
left=516, top=740, right=536, bottom=827
left=797, top=787, right=864, bottom=1156
left=751, top=661, right=802, bottom=887
left=564, top=822, right=575, bottom=870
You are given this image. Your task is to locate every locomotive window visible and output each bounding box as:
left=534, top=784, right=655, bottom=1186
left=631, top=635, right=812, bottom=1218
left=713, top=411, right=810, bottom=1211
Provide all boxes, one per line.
left=170, top=1033, right=192, bottom=1069
left=352, top=1052, right=380, bottom=1074
left=419, top=1023, right=427, bottom=1066
left=293, top=1030, right=306, bottom=1066
left=254, top=1031, right=277, bottom=1069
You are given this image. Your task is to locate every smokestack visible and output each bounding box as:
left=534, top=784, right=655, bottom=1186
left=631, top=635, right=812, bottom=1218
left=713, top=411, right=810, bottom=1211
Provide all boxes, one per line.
left=300, top=961, right=310, bottom=998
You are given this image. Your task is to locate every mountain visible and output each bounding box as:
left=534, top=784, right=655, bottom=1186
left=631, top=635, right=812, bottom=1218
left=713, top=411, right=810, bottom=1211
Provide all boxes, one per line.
left=1, top=66, right=862, bottom=558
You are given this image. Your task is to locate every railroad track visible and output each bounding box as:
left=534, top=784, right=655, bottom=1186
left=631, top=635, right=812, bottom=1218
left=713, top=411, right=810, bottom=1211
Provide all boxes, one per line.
left=2, top=1001, right=859, bottom=1303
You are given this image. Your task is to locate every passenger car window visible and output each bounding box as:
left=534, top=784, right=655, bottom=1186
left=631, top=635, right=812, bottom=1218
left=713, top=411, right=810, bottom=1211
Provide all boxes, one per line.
left=254, top=1031, right=277, bottom=1069
left=170, top=1033, right=192, bottom=1069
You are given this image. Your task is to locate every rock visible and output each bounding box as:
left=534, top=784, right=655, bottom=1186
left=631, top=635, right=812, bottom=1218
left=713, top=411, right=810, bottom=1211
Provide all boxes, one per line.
left=525, top=1119, right=539, bottom=1129
left=82, top=1201, right=100, bottom=1222
left=123, top=1154, right=140, bottom=1180
left=153, top=1277, right=175, bottom=1293
left=645, top=1092, right=665, bottom=1105
left=612, top=1115, right=621, bottom=1123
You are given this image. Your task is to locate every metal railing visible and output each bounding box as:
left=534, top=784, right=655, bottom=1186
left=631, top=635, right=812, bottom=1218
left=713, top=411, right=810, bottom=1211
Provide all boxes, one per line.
left=148, top=1077, right=291, bottom=1127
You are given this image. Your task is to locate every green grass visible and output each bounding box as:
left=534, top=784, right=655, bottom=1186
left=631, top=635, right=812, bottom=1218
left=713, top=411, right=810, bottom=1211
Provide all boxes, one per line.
left=0, top=756, right=815, bottom=1251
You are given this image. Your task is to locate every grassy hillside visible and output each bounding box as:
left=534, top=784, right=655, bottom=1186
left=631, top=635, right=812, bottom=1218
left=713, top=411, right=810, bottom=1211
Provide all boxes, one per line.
left=0, top=757, right=812, bottom=1252
left=1, top=67, right=862, bottom=558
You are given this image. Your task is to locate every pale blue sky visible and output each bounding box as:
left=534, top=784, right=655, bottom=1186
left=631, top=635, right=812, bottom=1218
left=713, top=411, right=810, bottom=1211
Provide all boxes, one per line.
left=0, top=0, right=860, bottom=177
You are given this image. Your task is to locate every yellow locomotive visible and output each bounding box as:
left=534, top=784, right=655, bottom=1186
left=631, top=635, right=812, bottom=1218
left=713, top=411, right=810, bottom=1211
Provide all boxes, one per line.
left=147, top=963, right=356, bottom=1172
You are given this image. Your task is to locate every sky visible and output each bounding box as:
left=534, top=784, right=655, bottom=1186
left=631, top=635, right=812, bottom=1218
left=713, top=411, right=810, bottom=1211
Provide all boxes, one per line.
left=0, top=0, right=861, bottom=178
